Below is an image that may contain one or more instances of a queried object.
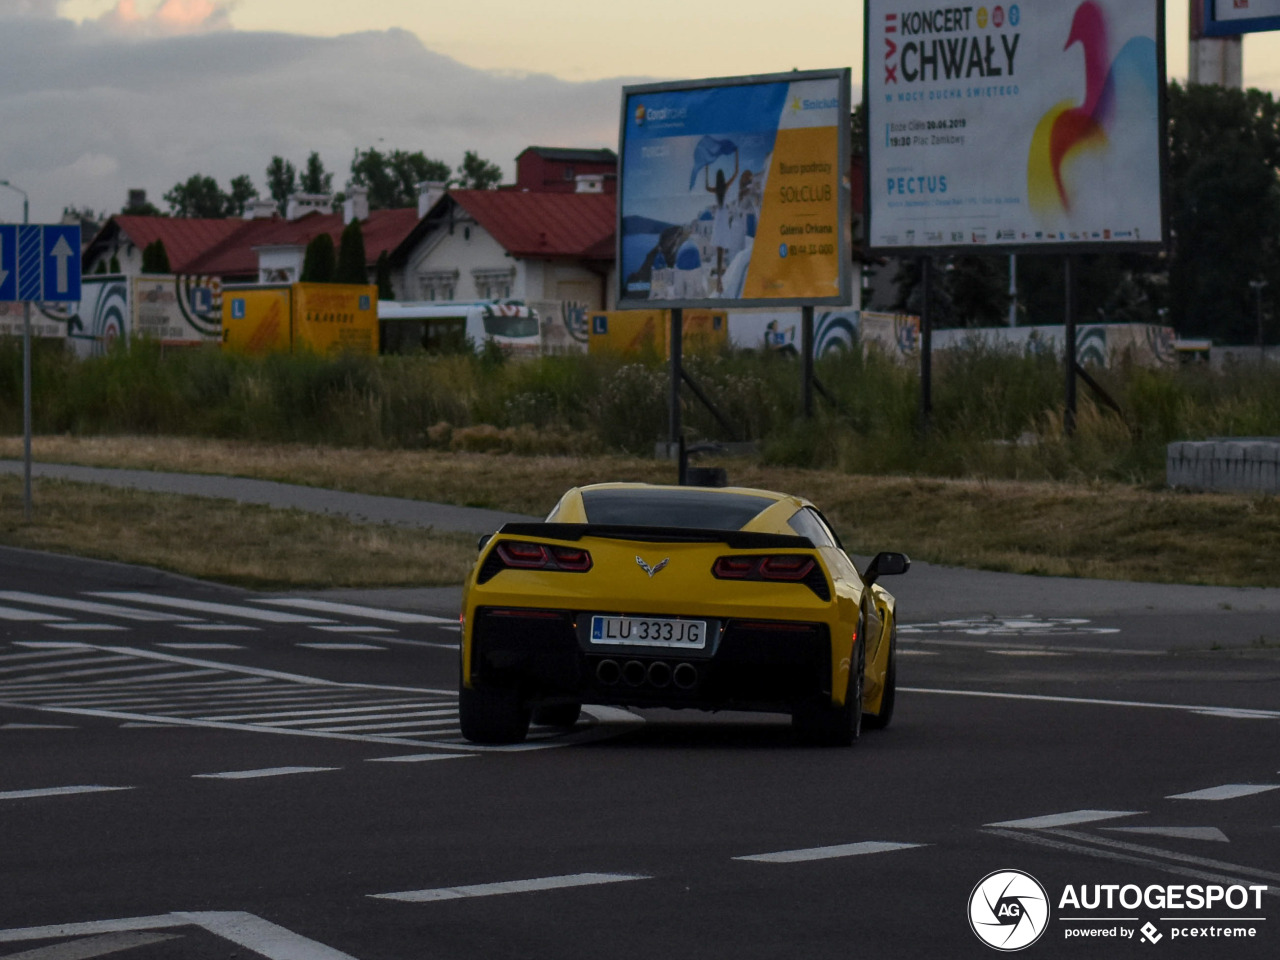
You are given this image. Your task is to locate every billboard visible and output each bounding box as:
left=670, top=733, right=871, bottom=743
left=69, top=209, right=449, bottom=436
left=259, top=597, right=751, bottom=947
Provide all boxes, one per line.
left=618, top=69, right=852, bottom=309
left=865, top=1, right=1167, bottom=255
left=1203, top=0, right=1280, bottom=35
left=133, top=275, right=222, bottom=346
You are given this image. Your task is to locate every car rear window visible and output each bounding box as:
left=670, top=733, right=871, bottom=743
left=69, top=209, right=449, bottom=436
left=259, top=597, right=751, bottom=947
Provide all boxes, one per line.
left=581, top=489, right=776, bottom=530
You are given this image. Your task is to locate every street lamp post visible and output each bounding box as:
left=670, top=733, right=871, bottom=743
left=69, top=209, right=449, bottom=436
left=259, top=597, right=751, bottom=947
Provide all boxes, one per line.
left=1250, top=280, right=1269, bottom=364
left=0, top=179, right=32, bottom=520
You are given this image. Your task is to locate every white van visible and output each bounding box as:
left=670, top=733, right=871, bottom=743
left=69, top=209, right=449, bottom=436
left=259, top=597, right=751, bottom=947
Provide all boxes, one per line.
left=377, top=300, right=541, bottom=356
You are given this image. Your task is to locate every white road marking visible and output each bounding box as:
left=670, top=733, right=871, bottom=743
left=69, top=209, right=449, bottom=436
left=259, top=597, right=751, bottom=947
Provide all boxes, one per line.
left=295, top=642, right=386, bottom=651
left=1167, top=783, right=1280, bottom=801
left=897, top=649, right=940, bottom=656
left=0, top=931, right=179, bottom=959
left=986, top=810, right=1142, bottom=829
left=311, top=625, right=396, bottom=634
left=0, top=785, right=133, bottom=800
left=902, top=686, right=1280, bottom=720
left=1101, top=826, right=1230, bottom=843
left=257, top=597, right=458, bottom=624
left=301, top=709, right=457, bottom=726
left=0, top=647, right=90, bottom=662
left=156, top=643, right=245, bottom=651
left=734, top=841, right=925, bottom=863
left=12, top=642, right=90, bottom=650
left=89, top=593, right=334, bottom=624
left=176, top=624, right=259, bottom=632
left=1045, top=828, right=1280, bottom=884
left=0, top=604, right=71, bottom=622
left=193, top=766, right=340, bottom=780
left=986, top=650, right=1068, bottom=657
left=0, top=592, right=197, bottom=622
left=371, top=872, right=650, bottom=902
left=0, top=913, right=358, bottom=960
left=208, top=702, right=441, bottom=722
left=318, top=717, right=459, bottom=733
left=367, top=752, right=475, bottom=763
left=44, top=624, right=129, bottom=632
left=1, top=722, right=76, bottom=730
left=901, top=617, right=1120, bottom=636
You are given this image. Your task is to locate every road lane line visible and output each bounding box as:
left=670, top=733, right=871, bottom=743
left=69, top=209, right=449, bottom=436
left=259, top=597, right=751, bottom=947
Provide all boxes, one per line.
left=89, top=593, right=335, bottom=624
left=193, top=766, right=340, bottom=780
left=0, top=917, right=178, bottom=943
left=370, top=873, right=650, bottom=902
left=44, top=624, right=130, bottom=632
left=0, top=647, right=90, bottom=663
left=295, top=642, right=386, bottom=651
left=155, top=643, right=245, bottom=651
left=901, top=687, right=1280, bottom=720
left=1102, top=826, right=1230, bottom=843
left=0, top=655, right=127, bottom=676
left=0, top=592, right=198, bottom=622
left=1167, top=783, right=1280, bottom=801
left=986, top=810, right=1142, bottom=829
left=1047, top=828, right=1280, bottom=883
left=0, top=604, right=71, bottom=622
left=256, top=597, right=458, bottom=624
left=310, top=626, right=396, bottom=634
left=734, top=841, right=925, bottom=863
left=0, top=931, right=179, bottom=958
left=0, top=785, right=133, bottom=800
left=318, top=717, right=459, bottom=733
left=172, top=912, right=359, bottom=960
left=208, top=702, right=440, bottom=722
left=367, top=753, right=475, bottom=763
left=176, top=624, right=260, bottom=632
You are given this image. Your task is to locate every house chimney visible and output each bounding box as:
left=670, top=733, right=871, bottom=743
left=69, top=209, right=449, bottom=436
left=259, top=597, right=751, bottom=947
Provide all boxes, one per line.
left=418, top=180, right=447, bottom=218
left=126, top=189, right=147, bottom=211
left=244, top=198, right=279, bottom=220
left=343, top=184, right=369, bottom=224
left=286, top=193, right=334, bottom=221
left=575, top=174, right=605, bottom=194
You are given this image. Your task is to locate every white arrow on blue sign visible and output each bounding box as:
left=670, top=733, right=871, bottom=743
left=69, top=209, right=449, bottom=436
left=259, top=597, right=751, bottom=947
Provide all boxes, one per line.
left=0, top=224, right=81, bottom=303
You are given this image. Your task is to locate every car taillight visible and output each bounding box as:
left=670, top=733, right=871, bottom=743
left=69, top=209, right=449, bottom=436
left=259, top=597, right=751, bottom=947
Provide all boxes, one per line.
left=493, top=540, right=593, bottom=573
left=712, top=554, right=829, bottom=601
left=713, top=554, right=816, bottom=581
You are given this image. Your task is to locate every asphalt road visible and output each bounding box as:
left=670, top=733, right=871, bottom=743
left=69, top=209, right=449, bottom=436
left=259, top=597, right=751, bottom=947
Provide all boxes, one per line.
left=2, top=546, right=1278, bottom=960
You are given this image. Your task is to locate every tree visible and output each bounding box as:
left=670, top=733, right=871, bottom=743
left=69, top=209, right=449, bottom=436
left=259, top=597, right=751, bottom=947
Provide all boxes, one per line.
left=300, top=233, right=336, bottom=283
left=350, top=147, right=451, bottom=209
left=141, top=239, right=171, bottom=274
left=455, top=150, right=503, bottom=190
left=334, top=221, right=367, bottom=285
left=226, top=175, right=259, bottom=217
left=375, top=251, right=394, bottom=300
left=266, top=156, right=297, bottom=209
left=300, top=151, right=333, bottom=195
left=164, top=174, right=228, bottom=217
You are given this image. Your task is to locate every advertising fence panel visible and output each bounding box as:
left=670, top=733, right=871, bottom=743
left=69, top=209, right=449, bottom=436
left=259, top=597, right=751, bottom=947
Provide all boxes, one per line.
left=132, top=275, right=222, bottom=346
left=865, top=0, right=1166, bottom=255
left=618, top=69, right=852, bottom=309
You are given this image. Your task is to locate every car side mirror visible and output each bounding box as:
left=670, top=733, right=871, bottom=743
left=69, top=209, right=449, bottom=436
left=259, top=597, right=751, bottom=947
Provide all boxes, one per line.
left=477, top=534, right=492, bottom=553
left=863, top=551, right=910, bottom=588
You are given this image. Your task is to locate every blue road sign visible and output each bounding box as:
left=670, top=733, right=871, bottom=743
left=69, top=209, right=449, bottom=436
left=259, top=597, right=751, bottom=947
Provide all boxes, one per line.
left=0, top=224, right=82, bottom=303
left=42, top=225, right=81, bottom=302
left=0, top=225, right=16, bottom=302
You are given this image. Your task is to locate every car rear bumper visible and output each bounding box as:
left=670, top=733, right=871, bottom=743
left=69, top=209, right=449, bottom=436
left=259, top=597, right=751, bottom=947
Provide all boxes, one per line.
left=467, top=606, right=833, bottom=712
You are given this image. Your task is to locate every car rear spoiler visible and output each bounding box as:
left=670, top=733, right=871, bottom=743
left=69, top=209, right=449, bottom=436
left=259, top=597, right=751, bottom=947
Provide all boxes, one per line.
left=494, top=523, right=814, bottom=551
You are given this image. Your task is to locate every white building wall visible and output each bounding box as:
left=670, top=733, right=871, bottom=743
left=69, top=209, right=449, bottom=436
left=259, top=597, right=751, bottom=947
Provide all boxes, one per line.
left=405, top=219, right=521, bottom=301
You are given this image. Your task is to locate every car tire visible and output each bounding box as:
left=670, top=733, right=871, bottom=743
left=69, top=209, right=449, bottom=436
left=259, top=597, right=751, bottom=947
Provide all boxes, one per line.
left=459, top=680, right=531, bottom=744
left=864, top=626, right=897, bottom=731
left=532, top=702, right=582, bottom=728
left=792, top=627, right=863, bottom=747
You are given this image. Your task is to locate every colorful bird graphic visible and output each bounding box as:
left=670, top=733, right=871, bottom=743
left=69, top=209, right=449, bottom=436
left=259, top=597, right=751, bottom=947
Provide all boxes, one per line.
left=1028, top=2, right=1158, bottom=219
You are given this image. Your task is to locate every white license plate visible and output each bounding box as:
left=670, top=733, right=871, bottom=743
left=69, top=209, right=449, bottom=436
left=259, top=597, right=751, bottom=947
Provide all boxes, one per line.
left=589, top=615, right=707, bottom=649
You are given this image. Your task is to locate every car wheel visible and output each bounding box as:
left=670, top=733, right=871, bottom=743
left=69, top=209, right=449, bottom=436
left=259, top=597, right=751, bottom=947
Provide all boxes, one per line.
left=459, top=680, right=531, bottom=744
left=792, top=628, right=863, bottom=747
left=864, top=626, right=896, bottom=731
left=532, top=702, right=582, bottom=728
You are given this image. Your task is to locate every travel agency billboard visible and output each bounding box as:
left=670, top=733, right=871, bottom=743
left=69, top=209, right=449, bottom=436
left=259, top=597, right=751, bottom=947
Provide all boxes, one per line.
left=617, top=69, right=853, bottom=309
left=865, top=1, right=1167, bottom=254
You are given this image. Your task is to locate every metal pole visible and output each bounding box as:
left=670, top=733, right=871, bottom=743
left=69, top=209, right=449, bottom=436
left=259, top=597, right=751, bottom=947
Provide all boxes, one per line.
left=668, top=307, right=683, bottom=447
left=0, top=180, right=32, bottom=517
left=919, top=257, right=933, bottom=432
left=1008, top=253, right=1018, bottom=327
left=801, top=305, right=814, bottom=419
left=1251, top=280, right=1268, bottom=364
left=1064, top=256, right=1078, bottom=438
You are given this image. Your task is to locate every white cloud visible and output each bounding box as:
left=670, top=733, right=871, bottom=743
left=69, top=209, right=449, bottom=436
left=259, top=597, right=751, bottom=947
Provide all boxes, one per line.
left=0, top=8, right=633, bottom=222
left=95, top=0, right=234, bottom=37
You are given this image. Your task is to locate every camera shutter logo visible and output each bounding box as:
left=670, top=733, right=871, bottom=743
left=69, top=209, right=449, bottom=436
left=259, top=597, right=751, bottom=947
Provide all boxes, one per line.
left=969, top=869, right=1050, bottom=951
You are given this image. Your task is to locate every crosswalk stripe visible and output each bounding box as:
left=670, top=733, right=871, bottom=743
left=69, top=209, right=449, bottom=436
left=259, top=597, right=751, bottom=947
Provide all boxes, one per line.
left=193, top=766, right=339, bottom=780
left=0, top=604, right=71, bottom=622
left=177, top=624, right=260, bottom=632
left=89, top=593, right=335, bottom=624
left=371, top=873, right=649, bottom=903
left=209, top=702, right=446, bottom=722
left=296, top=642, right=386, bottom=650
left=255, top=598, right=457, bottom=625
left=0, top=592, right=197, bottom=622
left=1167, top=784, right=1280, bottom=801
left=0, top=785, right=134, bottom=800
left=0, top=648, right=90, bottom=663
left=283, top=709, right=457, bottom=728
left=311, top=626, right=397, bottom=634
left=318, top=717, right=459, bottom=733
left=45, top=623, right=130, bottom=632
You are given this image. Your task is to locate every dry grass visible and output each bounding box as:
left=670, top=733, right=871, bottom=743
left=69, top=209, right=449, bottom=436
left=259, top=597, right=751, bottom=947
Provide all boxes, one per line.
left=0, top=474, right=477, bottom=589
left=2, top=434, right=1278, bottom=588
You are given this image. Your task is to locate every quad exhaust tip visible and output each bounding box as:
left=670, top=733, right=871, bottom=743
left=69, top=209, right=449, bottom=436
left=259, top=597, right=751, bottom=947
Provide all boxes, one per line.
left=594, top=659, right=699, bottom=690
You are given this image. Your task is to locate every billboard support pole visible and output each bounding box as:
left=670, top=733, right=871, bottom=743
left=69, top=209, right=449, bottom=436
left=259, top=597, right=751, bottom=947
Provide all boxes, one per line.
left=801, top=305, right=815, bottom=419
left=669, top=306, right=683, bottom=468
left=1064, top=256, right=1079, bottom=438
left=918, top=257, right=933, bottom=433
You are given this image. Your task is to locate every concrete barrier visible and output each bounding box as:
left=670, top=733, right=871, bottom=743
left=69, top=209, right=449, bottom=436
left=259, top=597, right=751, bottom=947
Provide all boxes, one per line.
left=1167, top=439, right=1280, bottom=494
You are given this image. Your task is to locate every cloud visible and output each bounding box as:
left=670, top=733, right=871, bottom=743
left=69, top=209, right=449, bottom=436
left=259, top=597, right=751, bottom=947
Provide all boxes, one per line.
left=96, top=0, right=233, bottom=37
left=0, top=10, right=636, bottom=222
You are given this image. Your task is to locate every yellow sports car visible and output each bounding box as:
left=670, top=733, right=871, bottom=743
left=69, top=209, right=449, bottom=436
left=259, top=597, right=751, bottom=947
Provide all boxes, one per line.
left=459, top=483, right=908, bottom=745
